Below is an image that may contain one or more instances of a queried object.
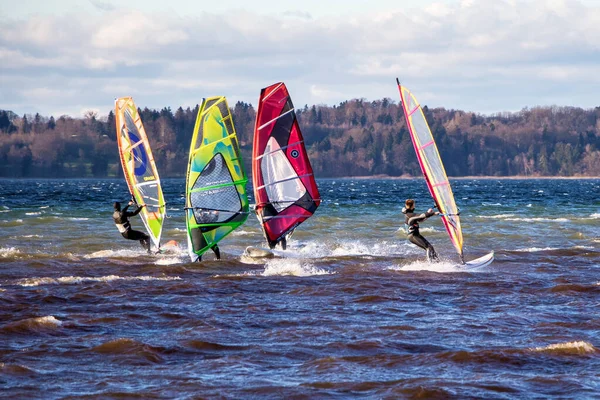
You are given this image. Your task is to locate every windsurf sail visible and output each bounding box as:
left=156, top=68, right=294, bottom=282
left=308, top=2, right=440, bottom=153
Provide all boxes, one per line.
left=252, top=82, right=320, bottom=248
left=396, top=80, right=464, bottom=262
left=115, top=97, right=166, bottom=250
left=185, top=96, right=249, bottom=262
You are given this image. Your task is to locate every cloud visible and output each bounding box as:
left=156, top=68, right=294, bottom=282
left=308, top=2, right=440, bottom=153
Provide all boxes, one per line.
left=89, top=0, right=116, bottom=12
left=1, top=0, right=600, bottom=116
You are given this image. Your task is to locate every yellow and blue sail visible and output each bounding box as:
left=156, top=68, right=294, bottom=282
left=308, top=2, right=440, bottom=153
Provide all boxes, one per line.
left=115, top=97, right=166, bottom=249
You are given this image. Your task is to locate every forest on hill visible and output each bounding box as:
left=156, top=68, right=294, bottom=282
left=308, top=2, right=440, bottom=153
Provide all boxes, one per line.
left=1, top=98, right=600, bottom=178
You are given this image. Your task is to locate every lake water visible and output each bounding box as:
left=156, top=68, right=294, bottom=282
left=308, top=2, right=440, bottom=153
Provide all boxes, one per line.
left=1, top=178, right=599, bottom=398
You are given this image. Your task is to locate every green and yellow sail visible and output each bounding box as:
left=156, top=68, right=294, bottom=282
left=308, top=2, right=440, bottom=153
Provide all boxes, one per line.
left=185, top=97, right=249, bottom=261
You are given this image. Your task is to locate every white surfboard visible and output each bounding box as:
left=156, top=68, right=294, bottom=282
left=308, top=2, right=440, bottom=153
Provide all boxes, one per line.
left=460, top=251, right=494, bottom=270
left=244, top=246, right=276, bottom=258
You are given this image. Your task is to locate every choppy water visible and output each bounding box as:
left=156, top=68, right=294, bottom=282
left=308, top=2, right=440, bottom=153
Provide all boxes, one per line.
left=1, top=178, right=599, bottom=398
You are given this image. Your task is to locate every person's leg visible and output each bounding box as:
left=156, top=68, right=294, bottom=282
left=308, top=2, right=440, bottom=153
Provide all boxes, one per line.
left=212, top=245, right=221, bottom=260
left=426, top=244, right=439, bottom=262
left=280, top=237, right=287, bottom=250
left=419, top=236, right=439, bottom=262
left=409, top=233, right=438, bottom=261
left=408, top=233, right=428, bottom=250
left=127, top=230, right=151, bottom=253
left=142, top=234, right=151, bottom=253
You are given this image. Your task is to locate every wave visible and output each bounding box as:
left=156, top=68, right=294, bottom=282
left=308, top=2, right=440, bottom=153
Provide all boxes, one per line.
left=91, top=338, right=165, bottom=363
left=530, top=341, right=596, bottom=355
left=84, top=249, right=152, bottom=258
left=182, top=340, right=252, bottom=351
left=0, top=219, right=23, bottom=227
left=479, top=214, right=516, bottom=219
left=514, top=247, right=560, bottom=252
left=261, top=259, right=333, bottom=277
left=293, top=239, right=408, bottom=259
left=154, top=257, right=185, bottom=266
left=14, top=275, right=182, bottom=287
left=0, top=363, right=36, bottom=375
left=550, top=283, right=600, bottom=293
left=1, top=315, right=62, bottom=334
left=505, top=217, right=569, bottom=223
left=225, top=259, right=333, bottom=277
left=25, top=212, right=42, bottom=216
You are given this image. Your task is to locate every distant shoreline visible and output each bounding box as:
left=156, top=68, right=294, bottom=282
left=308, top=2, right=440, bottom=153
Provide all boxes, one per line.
left=335, top=175, right=600, bottom=180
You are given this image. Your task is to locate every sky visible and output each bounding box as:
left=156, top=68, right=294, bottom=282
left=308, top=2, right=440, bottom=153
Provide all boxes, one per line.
left=2, top=0, right=600, bottom=117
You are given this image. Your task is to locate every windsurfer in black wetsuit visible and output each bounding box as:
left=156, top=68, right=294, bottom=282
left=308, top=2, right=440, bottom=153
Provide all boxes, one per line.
left=402, top=199, right=440, bottom=262
left=113, top=201, right=151, bottom=253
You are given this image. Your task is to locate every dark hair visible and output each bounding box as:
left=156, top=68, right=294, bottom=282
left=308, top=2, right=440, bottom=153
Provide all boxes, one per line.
left=113, top=201, right=121, bottom=211
left=405, top=199, right=415, bottom=209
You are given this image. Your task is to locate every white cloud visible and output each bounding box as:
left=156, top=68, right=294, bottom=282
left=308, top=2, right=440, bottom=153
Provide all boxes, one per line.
left=1, top=0, right=600, bottom=116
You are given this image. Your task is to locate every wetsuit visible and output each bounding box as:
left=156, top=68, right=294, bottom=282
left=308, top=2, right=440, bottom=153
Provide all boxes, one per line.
left=268, top=235, right=287, bottom=250
left=113, top=202, right=151, bottom=253
left=197, top=245, right=221, bottom=262
left=402, top=207, right=439, bottom=262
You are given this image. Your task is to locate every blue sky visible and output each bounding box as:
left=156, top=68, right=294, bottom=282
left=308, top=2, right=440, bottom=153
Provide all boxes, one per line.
left=1, top=0, right=600, bottom=117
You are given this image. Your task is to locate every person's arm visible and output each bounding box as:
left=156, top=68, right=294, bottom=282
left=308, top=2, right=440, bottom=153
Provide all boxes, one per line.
left=125, top=201, right=145, bottom=217
left=130, top=204, right=145, bottom=216
left=425, top=208, right=438, bottom=218
left=407, top=213, right=427, bottom=225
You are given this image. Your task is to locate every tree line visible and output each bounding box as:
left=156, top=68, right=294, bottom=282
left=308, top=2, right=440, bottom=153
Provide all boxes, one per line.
left=1, top=99, right=600, bottom=178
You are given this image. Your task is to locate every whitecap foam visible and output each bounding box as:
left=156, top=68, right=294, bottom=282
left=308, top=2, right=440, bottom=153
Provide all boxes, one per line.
left=84, top=249, right=148, bottom=258
left=68, top=217, right=89, bottom=221
left=25, top=212, right=42, bottom=216
left=514, top=247, right=560, bottom=252
left=531, top=341, right=596, bottom=354
left=261, top=259, right=332, bottom=277
left=296, top=240, right=374, bottom=258
left=480, top=214, right=516, bottom=219
left=0, top=247, right=20, bottom=257
left=505, top=217, right=569, bottom=223
left=154, top=257, right=185, bottom=266
left=15, top=275, right=182, bottom=287
left=418, top=227, right=439, bottom=233
left=33, top=315, right=63, bottom=327
left=230, top=229, right=255, bottom=236
left=590, top=213, right=600, bottom=219
left=22, top=234, right=43, bottom=238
